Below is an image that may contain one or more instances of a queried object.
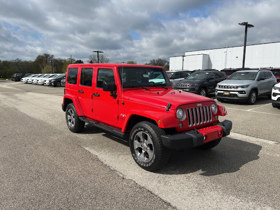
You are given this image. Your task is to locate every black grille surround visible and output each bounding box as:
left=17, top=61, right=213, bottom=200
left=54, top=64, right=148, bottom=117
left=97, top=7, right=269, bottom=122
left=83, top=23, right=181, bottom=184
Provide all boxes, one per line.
left=178, top=103, right=217, bottom=130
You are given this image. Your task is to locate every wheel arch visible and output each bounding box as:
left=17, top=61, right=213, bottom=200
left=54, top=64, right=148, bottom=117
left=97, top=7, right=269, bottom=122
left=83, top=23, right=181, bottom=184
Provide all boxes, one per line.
left=62, top=96, right=85, bottom=116
left=123, top=115, right=157, bottom=133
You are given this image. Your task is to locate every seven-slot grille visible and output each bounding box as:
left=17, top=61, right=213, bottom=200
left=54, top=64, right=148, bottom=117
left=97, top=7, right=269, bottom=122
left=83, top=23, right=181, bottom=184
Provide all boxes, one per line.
left=186, top=105, right=212, bottom=127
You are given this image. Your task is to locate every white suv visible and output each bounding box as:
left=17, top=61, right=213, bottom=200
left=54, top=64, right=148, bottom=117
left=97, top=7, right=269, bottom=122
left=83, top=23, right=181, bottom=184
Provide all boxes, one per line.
left=272, top=83, right=280, bottom=108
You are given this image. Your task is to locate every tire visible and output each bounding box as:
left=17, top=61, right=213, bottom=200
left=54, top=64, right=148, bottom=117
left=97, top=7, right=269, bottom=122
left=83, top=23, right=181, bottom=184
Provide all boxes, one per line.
left=199, top=88, right=207, bottom=97
left=199, top=138, right=221, bottom=150
left=247, top=90, right=257, bottom=105
left=65, top=103, right=85, bottom=133
left=272, top=103, right=278, bottom=108
left=129, top=121, right=170, bottom=172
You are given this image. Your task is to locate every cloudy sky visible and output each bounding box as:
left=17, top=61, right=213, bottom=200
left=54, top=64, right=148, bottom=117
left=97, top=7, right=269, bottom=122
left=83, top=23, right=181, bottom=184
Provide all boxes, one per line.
left=0, top=0, right=279, bottom=64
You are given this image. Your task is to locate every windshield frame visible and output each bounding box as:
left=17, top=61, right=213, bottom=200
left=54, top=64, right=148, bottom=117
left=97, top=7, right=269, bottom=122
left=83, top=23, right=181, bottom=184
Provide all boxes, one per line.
left=118, top=67, right=171, bottom=88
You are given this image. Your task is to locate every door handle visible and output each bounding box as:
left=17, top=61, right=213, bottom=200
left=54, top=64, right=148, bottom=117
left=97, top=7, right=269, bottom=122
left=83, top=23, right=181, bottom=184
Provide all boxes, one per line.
left=78, top=90, right=84, bottom=93
left=93, top=93, right=100, bottom=97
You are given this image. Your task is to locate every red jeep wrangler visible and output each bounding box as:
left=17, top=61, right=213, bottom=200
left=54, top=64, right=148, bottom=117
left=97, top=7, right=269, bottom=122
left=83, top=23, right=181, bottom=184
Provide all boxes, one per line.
left=62, top=64, right=232, bottom=171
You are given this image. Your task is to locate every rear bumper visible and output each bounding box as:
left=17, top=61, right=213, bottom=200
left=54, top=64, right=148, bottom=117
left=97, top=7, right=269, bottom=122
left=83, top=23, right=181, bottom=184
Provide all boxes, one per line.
left=161, top=120, right=232, bottom=150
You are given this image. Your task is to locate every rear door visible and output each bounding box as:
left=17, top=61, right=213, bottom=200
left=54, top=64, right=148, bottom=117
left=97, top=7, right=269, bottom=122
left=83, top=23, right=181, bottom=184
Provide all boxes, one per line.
left=206, top=72, right=217, bottom=93
left=77, top=67, right=94, bottom=117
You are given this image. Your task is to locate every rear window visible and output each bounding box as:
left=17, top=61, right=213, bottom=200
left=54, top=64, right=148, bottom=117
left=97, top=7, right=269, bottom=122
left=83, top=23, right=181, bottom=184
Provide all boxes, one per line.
left=67, top=68, right=78, bottom=84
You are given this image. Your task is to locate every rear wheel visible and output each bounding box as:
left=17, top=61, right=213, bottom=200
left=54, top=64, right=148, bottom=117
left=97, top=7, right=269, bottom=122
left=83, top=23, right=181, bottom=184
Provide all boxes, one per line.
left=129, top=121, right=170, bottom=172
left=65, top=103, right=85, bottom=133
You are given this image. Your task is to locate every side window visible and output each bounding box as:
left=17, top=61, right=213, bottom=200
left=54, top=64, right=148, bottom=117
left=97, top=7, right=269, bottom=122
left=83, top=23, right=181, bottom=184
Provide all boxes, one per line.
left=258, top=72, right=265, bottom=80
left=208, top=72, right=215, bottom=79
left=97, top=68, right=115, bottom=88
left=67, top=68, right=78, bottom=84
left=265, top=71, right=272, bottom=79
left=80, top=68, right=93, bottom=87
left=182, top=72, right=188, bottom=78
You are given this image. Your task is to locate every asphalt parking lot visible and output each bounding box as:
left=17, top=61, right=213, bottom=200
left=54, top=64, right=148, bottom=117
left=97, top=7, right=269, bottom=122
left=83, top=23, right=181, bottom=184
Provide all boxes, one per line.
left=1, top=80, right=280, bottom=209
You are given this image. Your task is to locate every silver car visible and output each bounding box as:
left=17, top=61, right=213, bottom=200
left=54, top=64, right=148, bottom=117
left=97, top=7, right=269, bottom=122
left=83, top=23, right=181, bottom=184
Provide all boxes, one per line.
left=216, top=69, right=277, bottom=104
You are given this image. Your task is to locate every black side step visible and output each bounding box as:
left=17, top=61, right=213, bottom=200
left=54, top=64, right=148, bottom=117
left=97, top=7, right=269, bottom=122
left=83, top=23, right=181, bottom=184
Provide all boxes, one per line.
left=79, top=117, right=126, bottom=139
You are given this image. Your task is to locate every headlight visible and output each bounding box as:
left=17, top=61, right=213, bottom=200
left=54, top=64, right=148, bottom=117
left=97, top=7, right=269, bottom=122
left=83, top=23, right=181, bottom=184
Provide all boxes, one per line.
left=176, top=108, right=186, bottom=121
left=239, top=85, right=250, bottom=88
left=273, top=86, right=280, bottom=91
left=211, top=104, right=218, bottom=115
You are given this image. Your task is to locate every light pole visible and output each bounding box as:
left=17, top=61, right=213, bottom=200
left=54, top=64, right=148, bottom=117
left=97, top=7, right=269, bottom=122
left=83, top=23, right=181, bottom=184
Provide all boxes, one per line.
left=239, top=22, right=254, bottom=68
left=93, top=50, right=103, bottom=63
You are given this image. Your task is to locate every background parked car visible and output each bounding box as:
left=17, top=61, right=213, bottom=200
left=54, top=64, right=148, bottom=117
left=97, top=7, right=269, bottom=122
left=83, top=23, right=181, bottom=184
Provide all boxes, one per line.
left=27, top=74, right=41, bottom=84
left=37, top=74, right=54, bottom=85
left=167, top=70, right=192, bottom=87
left=221, top=68, right=251, bottom=78
left=11, top=73, right=24, bottom=81
left=48, top=74, right=66, bottom=86
left=272, top=83, right=280, bottom=108
left=271, top=69, right=280, bottom=83
left=32, top=74, right=45, bottom=85
left=21, top=74, right=35, bottom=83
left=174, top=69, right=226, bottom=96
left=216, top=69, right=277, bottom=104
left=60, top=78, right=66, bottom=86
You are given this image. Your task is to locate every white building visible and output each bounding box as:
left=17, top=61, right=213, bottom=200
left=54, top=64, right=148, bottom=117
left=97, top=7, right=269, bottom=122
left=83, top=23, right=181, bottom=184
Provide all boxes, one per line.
left=169, top=42, right=280, bottom=71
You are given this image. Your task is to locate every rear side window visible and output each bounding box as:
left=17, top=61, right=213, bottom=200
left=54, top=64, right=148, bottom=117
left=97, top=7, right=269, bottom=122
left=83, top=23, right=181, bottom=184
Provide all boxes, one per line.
left=80, top=68, right=93, bottom=86
left=67, top=68, right=78, bottom=84
left=97, top=68, right=115, bottom=88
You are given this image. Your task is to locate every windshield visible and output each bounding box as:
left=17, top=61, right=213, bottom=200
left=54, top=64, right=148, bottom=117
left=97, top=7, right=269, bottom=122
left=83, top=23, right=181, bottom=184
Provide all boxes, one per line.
left=228, top=72, right=257, bottom=80
left=118, top=67, right=170, bottom=88
left=187, top=72, right=208, bottom=80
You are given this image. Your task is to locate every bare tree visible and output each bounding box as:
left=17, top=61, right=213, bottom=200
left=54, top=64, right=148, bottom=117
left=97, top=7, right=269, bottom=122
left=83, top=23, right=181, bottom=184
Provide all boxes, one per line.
left=89, top=54, right=109, bottom=63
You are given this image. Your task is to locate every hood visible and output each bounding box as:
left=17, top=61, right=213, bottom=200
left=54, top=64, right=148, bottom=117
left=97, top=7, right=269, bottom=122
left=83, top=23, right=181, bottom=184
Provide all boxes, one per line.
left=218, top=79, right=254, bottom=86
left=179, top=79, right=203, bottom=85
left=123, top=88, right=213, bottom=110
left=274, top=83, right=280, bottom=88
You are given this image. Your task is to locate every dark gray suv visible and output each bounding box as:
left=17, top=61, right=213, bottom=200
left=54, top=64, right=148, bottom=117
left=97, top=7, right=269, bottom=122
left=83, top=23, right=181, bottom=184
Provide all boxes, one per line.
left=216, top=69, right=277, bottom=104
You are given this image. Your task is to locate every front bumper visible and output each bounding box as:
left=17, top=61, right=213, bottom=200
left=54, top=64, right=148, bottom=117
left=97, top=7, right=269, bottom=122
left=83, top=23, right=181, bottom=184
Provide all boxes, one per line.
left=272, top=98, right=280, bottom=107
left=161, top=120, right=232, bottom=150
left=216, top=88, right=250, bottom=101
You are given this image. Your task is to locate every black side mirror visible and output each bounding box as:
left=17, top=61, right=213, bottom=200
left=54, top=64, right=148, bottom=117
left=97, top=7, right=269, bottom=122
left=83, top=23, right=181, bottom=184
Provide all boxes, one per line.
left=103, top=81, right=117, bottom=91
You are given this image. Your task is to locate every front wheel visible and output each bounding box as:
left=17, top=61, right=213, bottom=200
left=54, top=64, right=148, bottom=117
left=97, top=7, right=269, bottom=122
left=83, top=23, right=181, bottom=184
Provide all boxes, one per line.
left=199, top=88, right=207, bottom=97
left=129, top=121, right=170, bottom=172
left=65, top=103, right=85, bottom=133
left=248, top=90, right=257, bottom=105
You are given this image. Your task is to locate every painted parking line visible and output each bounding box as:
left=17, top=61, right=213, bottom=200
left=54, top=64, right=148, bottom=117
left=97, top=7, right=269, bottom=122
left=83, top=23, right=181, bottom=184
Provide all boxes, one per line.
left=229, top=132, right=278, bottom=145
left=226, top=107, right=280, bottom=116
left=246, top=103, right=272, bottom=111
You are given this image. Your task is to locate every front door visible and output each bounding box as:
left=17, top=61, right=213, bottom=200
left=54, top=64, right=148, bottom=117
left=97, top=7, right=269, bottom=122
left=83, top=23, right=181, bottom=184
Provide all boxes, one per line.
left=92, top=68, right=119, bottom=127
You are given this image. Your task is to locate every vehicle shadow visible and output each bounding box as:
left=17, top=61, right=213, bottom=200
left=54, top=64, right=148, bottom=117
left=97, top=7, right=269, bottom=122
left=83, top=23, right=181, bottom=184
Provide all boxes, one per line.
left=82, top=124, right=261, bottom=176
left=161, top=137, right=261, bottom=176
left=215, top=97, right=271, bottom=106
